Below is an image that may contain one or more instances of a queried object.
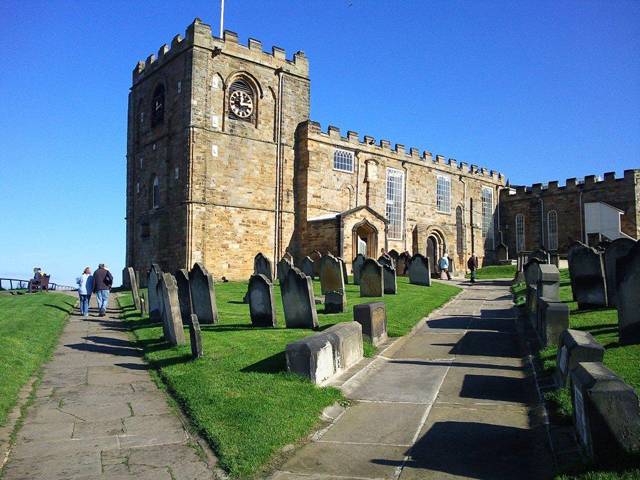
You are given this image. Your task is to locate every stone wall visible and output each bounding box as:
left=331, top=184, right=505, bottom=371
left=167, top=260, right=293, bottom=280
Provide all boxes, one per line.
left=499, top=171, right=640, bottom=256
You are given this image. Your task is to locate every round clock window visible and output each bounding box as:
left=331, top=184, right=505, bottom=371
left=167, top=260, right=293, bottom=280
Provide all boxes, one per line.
left=228, top=80, right=254, bottom=120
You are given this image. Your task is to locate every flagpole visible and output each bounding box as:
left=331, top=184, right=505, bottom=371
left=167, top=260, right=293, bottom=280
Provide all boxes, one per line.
left=219, top=0, right=225, bottom=37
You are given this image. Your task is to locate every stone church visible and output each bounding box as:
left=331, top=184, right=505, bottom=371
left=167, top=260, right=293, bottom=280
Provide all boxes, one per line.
left=126, top=19, right=639, bottom=281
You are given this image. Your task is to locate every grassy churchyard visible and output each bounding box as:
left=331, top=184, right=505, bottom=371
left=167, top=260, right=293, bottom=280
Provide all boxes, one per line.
left=513, top=269, right=640, bottom=479
left=118, top=276, right=460, bottom=477
left=0, top=292, right=76, bottom=426
left=467, top=264, right=517, bottom=280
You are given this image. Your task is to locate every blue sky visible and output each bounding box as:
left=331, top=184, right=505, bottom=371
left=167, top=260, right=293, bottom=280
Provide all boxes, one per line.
left=0, top=0, right=638, bottom=286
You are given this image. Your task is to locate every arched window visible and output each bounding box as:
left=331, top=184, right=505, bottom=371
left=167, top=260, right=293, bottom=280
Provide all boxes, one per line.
left=547, top=210, right=558, bottom=250
left=228, top=79, right=255, bottom=122
left=151, top=84, right=165, bottom=127
left=515, top=214, right=525, bottom=252
left=152, top=177, right=160, bottom=209
left=456, top=206, right=464, bottom=255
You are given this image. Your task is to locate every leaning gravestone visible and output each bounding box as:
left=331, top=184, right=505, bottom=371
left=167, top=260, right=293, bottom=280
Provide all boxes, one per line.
left=383, top=264, right=397, bottom=294
left=311, top=250, right=323, bottom=276
left=567, top=242, right=608, bottom=309
left=174, top=269, right=192, bottom=325
left=159, top=273, right=186, bottom=346
left=301, top=256, right=315, bottom=279
left=125, top=267, right=141, bottom=311
left=147, top=264, right=162, bottom=320
left=570, top=362, right=640, bottom=465
left=254, top=253, right=273, bottom=282
left=189, top=314, right=203, bottom=359
left=604, top=238, right=636, bottom=307
left=360, top=259, right=384, bottom=297
left=378, top=254, right=395, bottom=269
left=408, top=253, right=431, bottom=286
left=248, top=274, right=277, bottom=327
left=337, top=257, right=349, bottom=284
left=281, top=267, right=318, bottom=329
left=616, top=240, right=640, bottom=345
left=352, top=254, right=365, bottom=285
left=276, top=256, right=293, bottom=285
left=189, top=263, right=219, bottom=324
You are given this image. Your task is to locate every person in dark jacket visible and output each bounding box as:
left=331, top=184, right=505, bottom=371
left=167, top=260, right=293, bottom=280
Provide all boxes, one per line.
left=93, top=264, right=113, bottom=316
left=467, top=254, right=479, bottom=283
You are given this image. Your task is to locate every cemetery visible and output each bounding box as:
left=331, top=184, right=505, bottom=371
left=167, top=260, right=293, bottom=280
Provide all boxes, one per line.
left=117, top=256, right=460, bottom=477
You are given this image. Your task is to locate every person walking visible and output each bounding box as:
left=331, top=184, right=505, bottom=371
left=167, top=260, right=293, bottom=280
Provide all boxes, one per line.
left=93, top=263, right=113, bottom=317
left=438, top=253, right=452, bottom=280
left=467, top=254, right=479, bottom=283
left=76, top=267, right=94, bottom=319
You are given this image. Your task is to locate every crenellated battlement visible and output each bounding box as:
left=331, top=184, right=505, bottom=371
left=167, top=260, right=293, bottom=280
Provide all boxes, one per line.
left=302, top=120, right=504, bottom=182
left=502, top=169, right=639, bottom=199
left=133, top=18, right=309, bottom=84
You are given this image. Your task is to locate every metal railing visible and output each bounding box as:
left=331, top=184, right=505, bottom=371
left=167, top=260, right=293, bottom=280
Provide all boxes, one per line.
left=0, top=277, right=78, bottom=292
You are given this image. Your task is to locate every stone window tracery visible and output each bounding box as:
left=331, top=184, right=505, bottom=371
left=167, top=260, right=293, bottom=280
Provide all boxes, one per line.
left=516, top=214, right=525, bottom=252
left=386, top=168, right=405, bottom=240
left=333, top=149, right=354, bottom=173
left=436, top=175, right=451, bottom=213
left=152, top=176, right=160, bottom=209
left=481, top=187, right=494, bottom=241
left=548, top=210, right=558, bottom=250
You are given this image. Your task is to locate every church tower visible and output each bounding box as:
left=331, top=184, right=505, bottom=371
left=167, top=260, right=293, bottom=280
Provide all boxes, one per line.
left=126, top=19, right=310, bottom=280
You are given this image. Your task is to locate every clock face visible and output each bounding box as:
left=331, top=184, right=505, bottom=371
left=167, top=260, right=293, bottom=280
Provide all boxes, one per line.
left=229, top=90, right=253, bottom=118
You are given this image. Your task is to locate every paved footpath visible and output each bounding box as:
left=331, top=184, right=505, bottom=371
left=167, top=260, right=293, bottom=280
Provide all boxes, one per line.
left=1, top=295, right=215, bottom=480
left=272, top=279, right=555, bottom=480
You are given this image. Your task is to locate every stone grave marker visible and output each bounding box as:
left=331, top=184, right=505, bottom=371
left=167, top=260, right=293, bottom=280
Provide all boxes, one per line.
left=555, top=329, right=605, bottom=385
left=353, top=302, right=387, bottom=346
left=352, top=254, right=365, bottom=285
left=125, top=267, right=141, bottom=311
left=537, top=297, right=569, bottom=347
left=408, top=253, right=431, bottom=286
left=147, top=264, right=162, bottom=320
left=337, top=257, right=349, bottom=284
left=604, top=238, right=636, bottom=307
left=311, top=250, right=323, bottom=276
left=537, top=264, right=561, bottom=301
left=276, top=256, right=293, bottom=285
left=568, top=242, right=608, bottom=308
left=360, top=259, right=384, bottom=297
left=570, top=362, right=640, bottom=464
left=189, top=314, right=203, bottom=359
left=174, top=269, right=192, bottom=325
left=324, top=290, right=346, bottom=313
left=319, top=254, right=345, bottom=295
left=189, top=263, right=219, bottom=324
left=396, top=252, right=411, bottom=276
left=254, top=253, right=273, bottom=282
left=159, top=272, right=186, bottom=346
left=496, top=243, right=508, bottom=262
left=383, top=264, right=397, bottom=294
left=248, top=274, right=277, bottom=327
left=301, top=256, right=315, bottom=279
left=616, top=240, right=640, bottom=345
left=530, top=248, right=550, bottom=264
left=378, top=253, right=395, bottom=269
left=281, top=267, right=318, bottom=329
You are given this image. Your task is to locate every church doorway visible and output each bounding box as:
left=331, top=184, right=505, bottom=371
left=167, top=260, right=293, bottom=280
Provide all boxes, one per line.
left=352, top=220, right=378, bottom=259
left=426, top=231, right=446, bottom=275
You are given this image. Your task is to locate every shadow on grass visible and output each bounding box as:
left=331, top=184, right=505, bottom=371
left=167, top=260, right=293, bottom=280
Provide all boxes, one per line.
left=241, top=351, right=287, bottom=374
left=44, top=303, right=75, bottom=314
left=227, top=300, right=247, bottom=305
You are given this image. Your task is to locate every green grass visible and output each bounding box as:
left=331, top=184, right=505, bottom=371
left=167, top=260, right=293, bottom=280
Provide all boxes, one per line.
left=119, top=276, right=460, bottom=478
left=467, top=264, right=517, bottom=279
left=0, top=292, right=76, bottom=426
left=529, top=269, right=640, bottom=479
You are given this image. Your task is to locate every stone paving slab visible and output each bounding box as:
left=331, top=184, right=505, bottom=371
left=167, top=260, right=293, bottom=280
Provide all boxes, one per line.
left=1, top=297, right=215, bottom=480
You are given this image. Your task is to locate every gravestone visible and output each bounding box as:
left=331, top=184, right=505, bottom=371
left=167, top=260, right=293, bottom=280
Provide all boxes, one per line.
left=537, top=297, right=569, bottom=347
left=324, top=290, right=346, bottom=314
left=125, top=267, right=141, bottom=311
left=360, top=259, right=384, bottom=297
left=122, top=267, right=131, bottom=289
left=311, top=250, right=323, bottom=276
left=555, top=329, right=605, bottom=386
left=604, top=238, right=636, bottom=307
left=382, top=264, right=397, bottom=294
left=189, top=263, right=219, bottom=324
left=159, top=272, right=186, bottom=346
left=189, top=314, right=203, bottom=359
left=523, top=259, right=542, bottom=288
left=254, top=253, right=273, bottom=282
left=174, top=269, right=192, bottom=326
left=378, top=254, right=395, bottom=269
left=276, top=256, right=294, bottom=285
left=337, top=257, right=349, bottom=284
left=248, top=274, right=277, bottom=327
left=324, top=322, right=363, bottom=371
left=147, top=264, right=162, bottom=320
left=301, top=256, right=315, bottom=279
left=281, top=267, right=318, bottom=329
left=408, top=253, right=431, bottom=286
left=530, top=248, right=550, bottom=264
left=396, top=252, right=411, bottom=276
left=388, top=249, right=400, bottom=262
left=570, top=362, right=640, bottom=465
left=319, top=254, right=345, bottom=295
left=616, top=240, right=640, bottom=345
left=353, top=302, right=388, bottom=346
left=352, top=254, right=365, bottom=285
left=537, top=264, right=561, bottom=301
left=496, top=243, right=508, bottom=262
left=567, top=242, right=608, bottom=308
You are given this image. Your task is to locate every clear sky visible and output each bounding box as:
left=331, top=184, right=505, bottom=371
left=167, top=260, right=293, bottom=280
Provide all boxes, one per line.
left=0, top=0, right=638, bottom=286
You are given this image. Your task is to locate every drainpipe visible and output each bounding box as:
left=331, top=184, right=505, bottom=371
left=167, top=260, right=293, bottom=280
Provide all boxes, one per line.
left=274, top=68, right=284, bottom=270
left=579, top=191, right=585, bottom=243
left=402, top=162, right=408, bottom=252
left=539, top=197, right=545, bottom=248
